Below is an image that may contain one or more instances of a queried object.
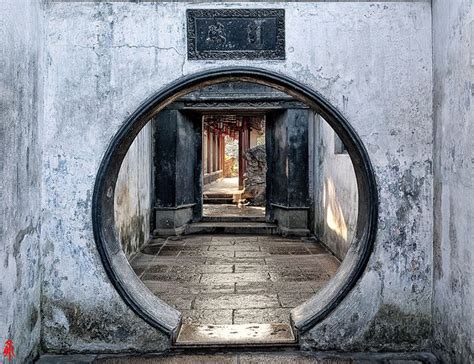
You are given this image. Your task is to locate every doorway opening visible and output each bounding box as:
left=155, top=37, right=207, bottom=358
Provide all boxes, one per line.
left=119, top=80, right=357, bottom=345
left=93, top=68, right=377, bottom=349
left=202, top=113, right=266, bottom=222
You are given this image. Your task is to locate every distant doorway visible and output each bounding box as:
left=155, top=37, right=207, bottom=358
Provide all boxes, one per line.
left=202, top=114, right=266, bottom=219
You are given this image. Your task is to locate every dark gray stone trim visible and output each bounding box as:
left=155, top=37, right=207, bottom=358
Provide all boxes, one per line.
left=180, top=100, right=307, bottom=111
left=92, top=67, right=378, bottom=338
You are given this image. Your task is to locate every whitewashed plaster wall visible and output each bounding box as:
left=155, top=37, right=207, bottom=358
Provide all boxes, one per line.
left=41, top=2, right=433, bottom=352
left=0, top=0, right=44, bottom=361
left=432, top=0, right=474, bottom=362
left=313, top=117, right=358, bottom=260
left=114, top=123, right=153, bottom=259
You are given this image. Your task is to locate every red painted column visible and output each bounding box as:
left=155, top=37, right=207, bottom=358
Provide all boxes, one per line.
left=238, top=129, right=243, bottom=189
left=207, top=129, right=211, bottom=174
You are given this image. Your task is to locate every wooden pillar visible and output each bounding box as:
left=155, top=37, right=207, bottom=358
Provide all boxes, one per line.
left=203, top=129, right=207, bottom=174
left=217, top=135, right=220, bottom=171
left=206, top=130, right=211, bottom=173
left=238, top=129, right=244, bottom=189
left=220, top=135, right=225, bottom=172
left=214, top=133, right=218, bottom=172
left=238, top=119, right=252, bottom=189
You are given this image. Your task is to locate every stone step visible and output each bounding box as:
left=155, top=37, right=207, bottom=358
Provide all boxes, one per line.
left=203, top=197, right=235, bottom=204
left=185, top=221, right=278, bottom=235
left=174, top=323, right=297, bottom=347
left=201, top=216, right=266, bottom=223
left=203, top=193, right=235, bottom=199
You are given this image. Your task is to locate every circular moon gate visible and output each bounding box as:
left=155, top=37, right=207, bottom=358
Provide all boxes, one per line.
left=92, top=67, right=378, bottom=336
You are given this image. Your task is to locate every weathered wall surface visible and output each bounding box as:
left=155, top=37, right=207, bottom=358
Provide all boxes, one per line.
left=114, top=123, right=152, bottom=259
left=313, top=117, right=358, bottom=260
left=299, top=2, right=433, bottom=351
left=40, top=2, right=170, bottom=352
left=432, top=0, right=474, bottom=362
left=0, top=0, right=43, bottom=362
left=42, top=2, right=432, bottom=352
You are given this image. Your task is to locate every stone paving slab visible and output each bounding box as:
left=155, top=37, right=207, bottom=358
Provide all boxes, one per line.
left=235, top=251, right=271, bottom=257
left=184, top=240, right=235, bottom=246
left=258, top=235, right=310, bottom=242
left=167, top=264, right=234, bottom=274
left=145, top=265, right=170, bottom=274
left=140, top=272, right=201, bottom=283
left=200, top=272, right=270, bottom=284
left=304, top=272, right=333, bottom=281
left=269, top=272, right=314, bottom=282
left=142, top=247, right=180, bottom=256
left=278, top=293, right=315, bottom=308
left=261, top=247, right=311, bottom=255
left=258, top=242, right=317, bottom=248
left=235, top=281, right=317, bottom=294
left=143, top=282, right=235, bottom=295
left=180, top=309, right=234, bottom=325
left=159, top=295, right=194, bottom=310
left=193, top=294, right=280, bottom=309
left=212, top=236, right=259, bottom=242
left=205, top=257, right=267, bottom=265
left=233, top=265, right=301, bottom=274
left=265, top=254, right=332, bottom=263
left=208, top=245, right=260, bottom=251
left=179, top=250, right=235, bottom=258
left=148, top=256, right=207, bottom=264
left=234, top=308, right=292, bottom=324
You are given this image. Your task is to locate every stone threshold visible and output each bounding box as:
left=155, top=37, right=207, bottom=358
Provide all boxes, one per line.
left=174, top=323, right=297, bottom=347
left=36, top=351, right=439, bottom=363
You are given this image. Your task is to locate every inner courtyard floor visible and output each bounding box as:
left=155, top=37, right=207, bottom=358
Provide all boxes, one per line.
left=203, top=204, right=265, bottom=218
left=203, top=177, right=240, bottom=195
left=130, top=234, right=340, bottom=327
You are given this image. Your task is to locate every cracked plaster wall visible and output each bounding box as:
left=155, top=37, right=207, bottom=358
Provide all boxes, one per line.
left=41, top=2, right=433, bottom=352
left=0, top=0, right=44, bottom=362
left=432, top=0, right=474, bottom=362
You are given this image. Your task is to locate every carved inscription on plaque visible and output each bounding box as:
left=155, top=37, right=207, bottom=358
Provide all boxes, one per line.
left=187, top=9, right=285, bottom=60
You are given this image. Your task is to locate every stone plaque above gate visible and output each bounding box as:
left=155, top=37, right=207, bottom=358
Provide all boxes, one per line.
left=186, top=9, right=285, bottom=60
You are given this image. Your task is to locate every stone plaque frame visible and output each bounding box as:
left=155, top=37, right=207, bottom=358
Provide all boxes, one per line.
left=187, top=9, right=285, bottom=60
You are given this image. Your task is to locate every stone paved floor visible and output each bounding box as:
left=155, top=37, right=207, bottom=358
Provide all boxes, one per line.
left=203, top=177, right=240, bottom=194
left=131, top=235, right=340, bottom=325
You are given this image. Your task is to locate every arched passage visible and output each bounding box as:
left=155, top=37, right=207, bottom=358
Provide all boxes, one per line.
left=92, top=67, right=378, bottom=339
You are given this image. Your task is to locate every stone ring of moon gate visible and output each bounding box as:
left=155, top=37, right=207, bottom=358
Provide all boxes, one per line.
left=92, top=67, right=378, bottom=337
